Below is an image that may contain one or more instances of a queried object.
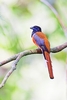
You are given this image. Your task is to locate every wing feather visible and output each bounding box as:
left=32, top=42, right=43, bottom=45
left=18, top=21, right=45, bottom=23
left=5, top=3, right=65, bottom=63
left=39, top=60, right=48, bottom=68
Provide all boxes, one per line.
left=32, top=32, right=50, bottom=52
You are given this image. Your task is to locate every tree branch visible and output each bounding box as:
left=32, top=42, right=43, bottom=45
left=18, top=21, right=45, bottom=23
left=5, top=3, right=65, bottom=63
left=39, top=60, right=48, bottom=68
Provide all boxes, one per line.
left=0, top=42, right=67, bottom=67
left=41, top=0, right=67, bottom=35
left=0, top=42, right=67, bottom=88
left=0, top=0, right=67, bottom=89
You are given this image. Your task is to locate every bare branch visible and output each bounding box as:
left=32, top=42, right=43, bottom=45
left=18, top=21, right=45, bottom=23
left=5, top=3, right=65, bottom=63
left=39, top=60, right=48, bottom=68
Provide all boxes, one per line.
left=0, top=42, right=67, bottom=67
left=0, top=42, right=67, bottom=88
left=0, top=68, right=15, bottom=88
left=50, top=42, right=67, bottom=53
left=0, top=53, right=23, bottom=88
left=0, top=0, right=67, bottom=88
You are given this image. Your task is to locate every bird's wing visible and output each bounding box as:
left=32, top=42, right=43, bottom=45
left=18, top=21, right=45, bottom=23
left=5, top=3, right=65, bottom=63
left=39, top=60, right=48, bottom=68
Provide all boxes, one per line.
left=32, top=32, right=49, bottom=52
left=36, top=32, right=50, bottom=52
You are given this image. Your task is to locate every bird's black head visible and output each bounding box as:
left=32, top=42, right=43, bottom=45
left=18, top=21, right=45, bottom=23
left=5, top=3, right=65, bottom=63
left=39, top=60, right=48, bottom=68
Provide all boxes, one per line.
left=30, top=25, right=41, bottom=32
left=30, top=25, right=42, bottom=37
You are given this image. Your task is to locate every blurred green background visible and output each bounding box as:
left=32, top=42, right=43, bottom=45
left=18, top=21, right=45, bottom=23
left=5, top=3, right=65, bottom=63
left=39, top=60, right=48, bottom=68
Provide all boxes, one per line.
left=0, top=0, right=67, bottom=100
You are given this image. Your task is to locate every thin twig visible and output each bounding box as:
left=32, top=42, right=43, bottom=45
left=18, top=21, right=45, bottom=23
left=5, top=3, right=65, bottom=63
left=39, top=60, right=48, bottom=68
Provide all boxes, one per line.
left=0, top=68, right=15, bottom=88
left=0, top=53, right=23, bottom=88
left=41, top=0, right=67, bottom=34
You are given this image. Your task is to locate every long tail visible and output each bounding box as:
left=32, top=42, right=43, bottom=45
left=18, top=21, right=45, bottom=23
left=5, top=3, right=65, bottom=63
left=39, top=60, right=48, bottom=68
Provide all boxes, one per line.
left=43, top=51, right=54, bottom=79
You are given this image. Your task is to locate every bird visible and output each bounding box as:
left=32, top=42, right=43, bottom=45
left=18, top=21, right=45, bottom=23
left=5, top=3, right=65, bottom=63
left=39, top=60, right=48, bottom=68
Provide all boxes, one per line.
left=30, top=25, right=54, bottom=79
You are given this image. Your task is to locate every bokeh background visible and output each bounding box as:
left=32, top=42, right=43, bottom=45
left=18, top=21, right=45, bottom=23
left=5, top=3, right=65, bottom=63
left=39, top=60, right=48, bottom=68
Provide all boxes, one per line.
left=0, top=0, right=67, bottom=100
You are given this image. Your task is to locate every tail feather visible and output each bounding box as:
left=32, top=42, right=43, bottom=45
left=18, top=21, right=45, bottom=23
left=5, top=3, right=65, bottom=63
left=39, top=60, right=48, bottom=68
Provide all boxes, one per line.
left=43, top=51, right=54, bottom=79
